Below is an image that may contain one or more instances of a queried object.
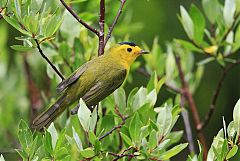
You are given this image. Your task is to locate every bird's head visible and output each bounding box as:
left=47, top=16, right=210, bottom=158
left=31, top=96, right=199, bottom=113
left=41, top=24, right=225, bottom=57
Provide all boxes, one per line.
left=107, top=42, right=149, bottom=68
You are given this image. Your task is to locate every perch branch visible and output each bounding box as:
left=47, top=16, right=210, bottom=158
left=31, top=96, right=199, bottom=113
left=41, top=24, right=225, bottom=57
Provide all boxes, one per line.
left=98, top=0, right=105, bottom=55
left=99, top=106, right=128, bottom=141
left=198, top=60, right=240, bottom=130
left=104, top=0, right=127, bottom=46
left=34, top=39, right=65, bottom=80
left=59, top=0, right=99, bottom=36
left=174, top=55, right=207, bottom=159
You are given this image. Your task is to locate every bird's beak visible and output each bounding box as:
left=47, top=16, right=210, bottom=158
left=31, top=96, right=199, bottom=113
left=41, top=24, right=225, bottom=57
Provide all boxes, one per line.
left=139, top=50, right=149, bottom=54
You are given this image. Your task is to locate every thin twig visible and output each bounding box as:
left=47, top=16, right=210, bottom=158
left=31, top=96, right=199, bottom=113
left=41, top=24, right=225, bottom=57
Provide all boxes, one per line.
left=99, top=106, right=128, bottom=141
left=98, top=0, right=105, bottom=55
left=34, top=39, right=65, bottom=81
left=174, top=55, right=207, bottom=160
left=104, top=0, right=127, bottom=46
left=180, top=95, right=195, bottom=154
left=59, top=0, right=99, bottom=36
left=199, top=60, right=240, bottom=130
left=108, top=150, right=139, bottom=161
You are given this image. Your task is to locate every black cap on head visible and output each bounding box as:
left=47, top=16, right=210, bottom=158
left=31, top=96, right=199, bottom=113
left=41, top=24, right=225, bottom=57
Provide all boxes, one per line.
left=118, top=42, right=136, bottom=47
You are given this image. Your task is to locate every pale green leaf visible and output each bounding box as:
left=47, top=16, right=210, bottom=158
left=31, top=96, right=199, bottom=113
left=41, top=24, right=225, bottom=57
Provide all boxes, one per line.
left=11, top=45, right=33, bottom=52
left=159, top=143, right=188, bottom=160
left=202, top=0, right=220, bottom=24
left=180, top=6, right=194, bottom=39
left=47, top=123, right=58, bottom=149
left=224, top=0, right=236, bottom=27
left=156, top=106, right=172, bottom=136
left=80, top=148, right=95, bottom=158
left=233, top=98, right=240, bottom=132
left=72, top=127, right=83, bottom=151
left=78, top=98, right=91, bottom=131
left=226, top=145, right=238, bottom=159
left=129, top=113, right=143, bottom=145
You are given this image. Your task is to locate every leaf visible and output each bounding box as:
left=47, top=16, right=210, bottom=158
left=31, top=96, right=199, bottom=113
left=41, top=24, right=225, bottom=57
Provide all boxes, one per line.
left=226, top=145, right=238, bottom=159
left=166, top=131, right=184, bottom=145
left=120, top=132, right=133, bottom=146
left=11, top=45, right=33, bottom=52
left=146, top=89, right=157, bottom=106
left=114, top=88, right=126, bottom=113
left=88, top=131, right=97, bottom=145
left=180, top=6, right=194, bottom=39
left=174, top=39, right=202, bottom=53
left=202, top=0, right=220, bottom=24
left=2, top=15, right=31, bottom=36
left=159, top=143, right=188, bottom=160
left=233, top=98, right=240, bottom=132
left=54, top=147, right=69, bottom=160
left=189, top=4, right=206, bottom=44
left=131, top=87, right=148, bottom=112
left=148, top=130, right=157, bottom=149
left=129, top=113, right=143, bottom=145
left=72, top=127, right=83, bottom=151
left=44, top=130, right=53, bottom=154
left=165, top=44, right=176, bottom=81
left=224, top=0, right=236, bottom=27
left=156, top=106, right=172, bottom=136
left=18, top=120, right=33, bottom=153
left=0, top=154, right=5, bottom=161
left=78, top=98, right=91, bottom=131
left=54, top=128, right=66, bottom=151
left=80, top=148, right=95, bottom=158
left=14, top=0, right=21, bottom=19
left=89, top=107, right=97, bottom=131
left=47, top=123, right=58, bottom=149
left=147, top=72, right=157, bottom=92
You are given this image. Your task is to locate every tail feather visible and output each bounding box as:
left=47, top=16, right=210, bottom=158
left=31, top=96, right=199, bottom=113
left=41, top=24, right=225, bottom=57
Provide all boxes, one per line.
left=32, top=94, right=68, bottom=131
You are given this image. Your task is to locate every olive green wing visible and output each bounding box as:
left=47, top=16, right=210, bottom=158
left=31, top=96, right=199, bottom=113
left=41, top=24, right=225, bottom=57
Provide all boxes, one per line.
left=82, top=69, right=127, bottom=106
left=57, top=63, right=88, bottom=93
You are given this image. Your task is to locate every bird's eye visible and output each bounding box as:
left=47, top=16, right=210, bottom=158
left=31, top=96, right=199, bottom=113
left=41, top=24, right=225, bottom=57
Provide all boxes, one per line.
left=127, top=48, right=132, bottom=52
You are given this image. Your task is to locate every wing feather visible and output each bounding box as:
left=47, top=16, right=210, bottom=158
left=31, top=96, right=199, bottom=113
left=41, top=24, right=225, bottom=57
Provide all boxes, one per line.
left=57, top=63, right=88, bottom=93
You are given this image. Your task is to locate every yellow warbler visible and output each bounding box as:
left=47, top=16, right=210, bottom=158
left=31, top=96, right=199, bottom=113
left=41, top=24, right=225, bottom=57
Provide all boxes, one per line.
left=32, top=42, right=149, bottom=130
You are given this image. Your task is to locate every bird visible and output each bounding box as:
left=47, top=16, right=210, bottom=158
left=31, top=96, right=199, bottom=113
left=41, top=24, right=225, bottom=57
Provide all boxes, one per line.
left=32, top=42, right=149, bottom=131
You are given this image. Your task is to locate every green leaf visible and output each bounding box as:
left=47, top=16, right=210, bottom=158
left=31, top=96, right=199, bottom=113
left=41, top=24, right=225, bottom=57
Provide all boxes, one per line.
left=54, top=128, right=66, bottom=151
left=54, top=147, right=69, bottom=160
left=44, top=130, right=53, bottom=155
left=166, top=131, right=184, bottom=145
left=224, top=0, right=236, bottom=27
left=114, top=88, right=126, bottom=113
left=159, top=143, right=188, bottom=160
left=202, top=0, right=220, bottom=24
left=129, top=113, right=143, bottom=145
left=226, top=145, right=238, bottom=159
left=14, top=0, right=22, bottom=19
left=11, top=45, right=33, bottom=52
left=47, top=123, right=58, bottom=149
left=165, top=44, right=176, bottom=81
left=80, top=148, right=95, bottom=158
left=180, top=6, right=194, bottom=39
left=78, top=98, right=91, bottom=131
left=189, top=4, right=206, bottom=44
left=233, top=98, right=240, bottom=132
left=131, top=87, right=148, bottom=112
left=89, top=107, right=97, bottom=131
left=148, top=130, right=157, bottom=149
left=72, top=127, right=83, bottom=151
left=120, top=132, right=133, bottom=146
left=2, top=15, right=31, bottom=36
left=18, top=120, right=33, bottom=153
left=174, top=39, right=202, bottom=53
left=88, top=131, right=97, bottom=145
left=156, top=106, right=172, bottom=136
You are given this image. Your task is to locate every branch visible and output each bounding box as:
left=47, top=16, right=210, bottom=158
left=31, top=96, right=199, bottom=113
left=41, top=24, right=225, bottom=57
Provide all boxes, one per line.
left=198, top=60, right=240, bottom=130
left=174, top=55, right=207, bottom=159
left=104, top=0, right=127, bottom=46
left=34, top=39, right=65, bottom=81
left=108, top=152, right=138, bottom=161
left=98, top=0, right=105, bottom=55
left=180, top=95, right=195, bottom=154
left=59, top=0, right=99, bottom=36
left=98, top=106, right=128, bottom=141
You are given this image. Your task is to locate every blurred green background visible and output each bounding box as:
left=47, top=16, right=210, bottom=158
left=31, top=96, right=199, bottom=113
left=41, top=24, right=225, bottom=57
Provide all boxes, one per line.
left=0, top=0, right=239, bottom=160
